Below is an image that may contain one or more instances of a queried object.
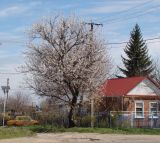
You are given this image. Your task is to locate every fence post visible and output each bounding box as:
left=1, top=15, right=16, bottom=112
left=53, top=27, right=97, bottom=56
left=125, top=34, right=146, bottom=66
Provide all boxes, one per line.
left=151, top=114, right=153, bottom=128
left=109, top=111, right=111, bottom=128
left=131, top=111, right=133, bottom=128
left=91, top=97, right=94, bottom=128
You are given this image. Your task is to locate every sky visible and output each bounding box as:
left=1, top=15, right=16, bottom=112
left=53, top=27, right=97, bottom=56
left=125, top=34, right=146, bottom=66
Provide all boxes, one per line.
left=0, top=0, right=160, bottom=103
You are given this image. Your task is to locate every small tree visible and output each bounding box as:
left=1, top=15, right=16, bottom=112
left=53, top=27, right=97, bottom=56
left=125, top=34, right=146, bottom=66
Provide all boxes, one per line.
left=7, top=91, right=31, bottom=114
left=24, top=16, right=111, bottom=127
left=152, top=59, right=160, bottom=85
left=119, top=24, right=153, bottom=77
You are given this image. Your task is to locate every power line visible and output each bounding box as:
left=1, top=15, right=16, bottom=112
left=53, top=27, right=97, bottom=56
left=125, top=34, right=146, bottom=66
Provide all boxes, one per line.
left=9, top=88, right=31, bottom=91
left=94, top=0, right=154, bottom=22
left=107, top=37, right=160, bottom=45
left=101, top=4, right=160, bottom=24
left=0, top=36, right=159, bottom=52
left=145, top=37, right=160, bottom=41
left=0, top=72, right=26, bottom=75
left=96, top=1, right=159, bottom=25
left=0, top=35, right=159, bottom=51
left=0, top=40, right=25, bottom=43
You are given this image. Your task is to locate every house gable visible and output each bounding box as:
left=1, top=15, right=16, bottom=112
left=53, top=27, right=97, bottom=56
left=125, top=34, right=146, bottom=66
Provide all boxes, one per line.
left=102, top=76, right=145, bottom=97
left=127, top=79, right=160, bottom=96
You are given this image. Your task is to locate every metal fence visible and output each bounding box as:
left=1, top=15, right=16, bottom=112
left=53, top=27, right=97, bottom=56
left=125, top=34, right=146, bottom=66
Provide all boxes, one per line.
left=1, top=109, right=160, bottom=128
left=110, top=111, right=160, bottom=128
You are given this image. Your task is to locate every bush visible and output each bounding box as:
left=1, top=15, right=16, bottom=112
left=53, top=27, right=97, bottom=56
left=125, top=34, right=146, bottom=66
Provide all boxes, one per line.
left=74, top=115, right=97, bottom=127
left=32, top=112, right=67, bottom=127
left=98, top=119, right=108, bottom=128
left=25, top=125, right=65, bottom=133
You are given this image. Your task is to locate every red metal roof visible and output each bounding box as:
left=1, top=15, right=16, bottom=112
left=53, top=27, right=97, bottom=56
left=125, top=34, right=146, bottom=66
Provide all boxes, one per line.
left=102, top=76, right=146, bottom=97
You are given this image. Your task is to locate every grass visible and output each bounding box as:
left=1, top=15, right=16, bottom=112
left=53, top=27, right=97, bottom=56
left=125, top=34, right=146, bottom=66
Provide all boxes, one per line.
left=0, top=127, right=34, bottom=139
left=23, top=125, right=160, bottom=135
left=0, top=125, right=160, bottom=140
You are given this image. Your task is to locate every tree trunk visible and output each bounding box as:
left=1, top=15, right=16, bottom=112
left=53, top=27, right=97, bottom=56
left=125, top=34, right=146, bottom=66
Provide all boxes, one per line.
left=68, top=96, right=77, bottom=128
left=68, top=106, right=75, bottom=127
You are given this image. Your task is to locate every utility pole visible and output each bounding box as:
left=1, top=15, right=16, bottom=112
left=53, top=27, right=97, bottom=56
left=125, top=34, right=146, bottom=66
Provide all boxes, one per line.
left=6, top=78, right=9, bottom=100
left=1, top=78, right=10, bottom=127
left=85, top=21, right=103, bottom=128
left=85, top=22, right=103, bottom=32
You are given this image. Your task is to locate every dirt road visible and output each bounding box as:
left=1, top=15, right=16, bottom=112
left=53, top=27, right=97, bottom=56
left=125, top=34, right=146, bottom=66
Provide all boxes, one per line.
left=0, top=132, right=160, bottom=143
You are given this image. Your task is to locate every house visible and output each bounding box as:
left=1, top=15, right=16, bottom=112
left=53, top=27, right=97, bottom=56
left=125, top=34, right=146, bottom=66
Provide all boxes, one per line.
left=101, top=76, right=160, bottom=128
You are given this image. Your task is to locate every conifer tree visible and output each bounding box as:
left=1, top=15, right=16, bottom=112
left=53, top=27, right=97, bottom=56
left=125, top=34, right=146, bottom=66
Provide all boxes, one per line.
left=119, top=24, right=153, bottom=77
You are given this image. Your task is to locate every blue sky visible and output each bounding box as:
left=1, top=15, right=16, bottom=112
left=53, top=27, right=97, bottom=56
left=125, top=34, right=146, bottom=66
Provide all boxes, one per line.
left=0, top=0, right=160, bottom=100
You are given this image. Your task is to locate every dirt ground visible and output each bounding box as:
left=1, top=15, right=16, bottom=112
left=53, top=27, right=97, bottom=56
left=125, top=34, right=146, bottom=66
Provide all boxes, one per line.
left=0, top=132, right=160, bottom=143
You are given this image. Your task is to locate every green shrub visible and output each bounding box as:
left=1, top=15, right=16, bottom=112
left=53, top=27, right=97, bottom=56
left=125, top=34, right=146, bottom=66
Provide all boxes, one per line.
left=25, top=125, right=65, bottom=133
left=75, top=115, right=91, bottom=127
left=32, top=112, right=66, bottom=127
left=98, top=119, right=108, bottom=128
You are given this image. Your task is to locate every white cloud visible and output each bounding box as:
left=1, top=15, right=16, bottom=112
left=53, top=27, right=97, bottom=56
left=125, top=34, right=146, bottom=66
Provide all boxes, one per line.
left=147, top=41, right=160, bottom=58
left=13, top=26, right=28, bottom=33
left=0, top=32, right=20, bottom=39
left=0, top=63, right=20, bottom=72
left=0, top=6, right=28, bottom=17
left=29, top=1, right=42, bottom=6
left=0, top=1, right=43, bottom=18
left=0, top=32, right=25, bottom=46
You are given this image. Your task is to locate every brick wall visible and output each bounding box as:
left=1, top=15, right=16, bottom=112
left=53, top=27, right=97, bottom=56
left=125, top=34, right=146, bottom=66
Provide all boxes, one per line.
left=99, top=96, right=160, bottom=113
left=98, top=97, right=123, bottom=112
left=123, top=97, right=160, bottom=112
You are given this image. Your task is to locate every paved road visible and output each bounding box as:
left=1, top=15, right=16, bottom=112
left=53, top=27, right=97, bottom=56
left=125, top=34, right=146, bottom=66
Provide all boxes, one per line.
left=0, top=133, right=160, bottom=143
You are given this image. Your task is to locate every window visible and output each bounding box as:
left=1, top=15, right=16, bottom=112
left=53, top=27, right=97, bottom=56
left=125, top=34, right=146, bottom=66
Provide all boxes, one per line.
left=149, top=102, right=158, bottom=118
left=135, top=101, right=144, bottom=118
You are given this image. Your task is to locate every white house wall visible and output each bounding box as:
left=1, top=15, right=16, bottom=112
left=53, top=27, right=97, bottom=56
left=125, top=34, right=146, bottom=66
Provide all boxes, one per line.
left=127, top=79, right=160, bottom=96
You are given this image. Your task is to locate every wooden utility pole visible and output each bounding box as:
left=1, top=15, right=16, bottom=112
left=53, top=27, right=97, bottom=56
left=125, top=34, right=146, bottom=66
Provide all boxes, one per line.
left=85, top=22, right=103, bottom=31
left=85, top=21, right=103, bottom=128
left=6, top=78, right=9, bottom=99
left=1, top=78, right=10, bottom=127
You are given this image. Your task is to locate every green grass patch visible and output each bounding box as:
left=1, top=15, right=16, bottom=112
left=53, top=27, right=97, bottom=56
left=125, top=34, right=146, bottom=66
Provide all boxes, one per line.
left=22, top=125, right=160, bottom=135
left=66, top=127, right=160, bottom=135
left=0, top=127, right=34, bottom=139
left=0, top=125, right=160, bottom=140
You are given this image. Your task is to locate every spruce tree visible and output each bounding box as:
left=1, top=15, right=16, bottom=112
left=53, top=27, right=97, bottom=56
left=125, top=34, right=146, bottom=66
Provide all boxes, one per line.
left=119, top=24, right=153, bottom=77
